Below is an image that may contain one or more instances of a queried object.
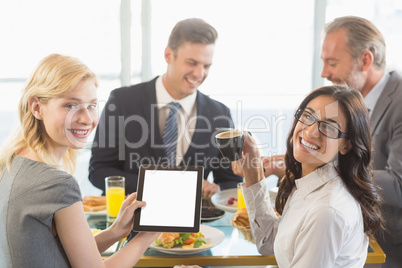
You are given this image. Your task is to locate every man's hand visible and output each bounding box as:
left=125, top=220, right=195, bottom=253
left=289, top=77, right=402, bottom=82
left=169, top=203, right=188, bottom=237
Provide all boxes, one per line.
left=231, top=159, right=244, bottom=177
left=262, top=154, right=285, bottom=178
left=202, top=179, right=220, bottom=198
left=232, top=154, right=285, bottom=179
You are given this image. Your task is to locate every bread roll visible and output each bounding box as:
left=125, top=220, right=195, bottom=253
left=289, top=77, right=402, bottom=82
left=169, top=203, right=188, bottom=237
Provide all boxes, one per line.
left=158, top=233, right=180, bottom=248
left=83, top=204, right=106, bottom=212
left=83, top=196, right=106, bottom=212
left=230, top=208, right=254, bottom=243
left=232, top=208, right=250, bottom=227
left=83, top=196, right=106, bottom=205
left=158, top=233, right=180, bottom=244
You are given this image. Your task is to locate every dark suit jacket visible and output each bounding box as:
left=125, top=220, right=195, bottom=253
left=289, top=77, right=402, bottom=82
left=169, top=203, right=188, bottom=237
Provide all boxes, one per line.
left=89, top=77, right=242, bottom=194
left=371, top=71, right=402, bottom=267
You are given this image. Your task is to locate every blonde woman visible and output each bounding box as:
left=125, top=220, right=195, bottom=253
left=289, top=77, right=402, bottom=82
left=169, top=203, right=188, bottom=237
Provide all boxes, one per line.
left=0, top=54, right=159, bottom=268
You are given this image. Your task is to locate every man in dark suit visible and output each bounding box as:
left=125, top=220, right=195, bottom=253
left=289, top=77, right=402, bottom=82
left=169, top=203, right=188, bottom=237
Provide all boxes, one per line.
left=320, top=16, right=402, bottom=268
left=89, top=18, right=242, bottom=197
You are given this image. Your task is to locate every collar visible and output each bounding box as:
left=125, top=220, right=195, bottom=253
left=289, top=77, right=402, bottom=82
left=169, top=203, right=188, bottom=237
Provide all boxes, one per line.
left=294, top=162, right=339, bottom=199
left=155, top=75, right=197, bottom=115
left=364, top=72, right=390, bottom=113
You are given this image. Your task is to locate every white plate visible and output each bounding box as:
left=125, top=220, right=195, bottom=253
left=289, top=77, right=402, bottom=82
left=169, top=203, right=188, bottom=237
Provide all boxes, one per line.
left=201, top=207, right=225, bottom=222
left=84, top=209, right=107, bottom=216
left=211, top=188, right=238, bottom=212
left=149, top=225, right=224, bottom=255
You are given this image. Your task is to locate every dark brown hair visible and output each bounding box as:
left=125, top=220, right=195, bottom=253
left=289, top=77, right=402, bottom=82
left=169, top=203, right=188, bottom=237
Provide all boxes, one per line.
left=167, top=18, right=218, bottom=53
left=275, top=85, right=384, bottom=236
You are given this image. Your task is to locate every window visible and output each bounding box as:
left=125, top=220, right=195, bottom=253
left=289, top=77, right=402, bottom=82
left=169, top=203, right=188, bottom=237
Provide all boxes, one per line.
left=326, top=0, right=402, bottom=74
left=1, top=0, right=400, bottom=195
left=147, top=0, right=315, bottom=157
left=0, top=0, right=122, bottom=145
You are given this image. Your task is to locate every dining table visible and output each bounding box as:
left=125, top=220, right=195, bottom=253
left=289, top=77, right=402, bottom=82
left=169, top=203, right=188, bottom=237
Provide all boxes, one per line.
left=86, top=207, right=385, bottom=268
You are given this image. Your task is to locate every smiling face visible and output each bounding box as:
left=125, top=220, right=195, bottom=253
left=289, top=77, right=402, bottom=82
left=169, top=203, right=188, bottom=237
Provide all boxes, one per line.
left=163, top=41, right=214, bottom=99
left=35, top=79, right=98, bottom=159
left=320, top=29, right=366, bottom=92
left=293, top=95, right=351, bottom=176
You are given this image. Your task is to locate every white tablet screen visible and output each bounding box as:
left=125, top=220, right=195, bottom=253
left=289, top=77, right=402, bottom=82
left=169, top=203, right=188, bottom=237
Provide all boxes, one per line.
left=133, top=165, right=203, bottom=232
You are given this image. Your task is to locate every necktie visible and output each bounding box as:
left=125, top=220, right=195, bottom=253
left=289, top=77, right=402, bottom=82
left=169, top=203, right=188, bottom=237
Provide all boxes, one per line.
left=163, top=102, right=181, bottom=166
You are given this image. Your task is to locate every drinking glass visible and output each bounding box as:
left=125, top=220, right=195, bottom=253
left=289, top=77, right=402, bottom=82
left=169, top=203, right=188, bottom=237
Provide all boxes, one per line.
left=105, top=176, right=125, bottom=223
left=237, top=183, right=246, bottom=210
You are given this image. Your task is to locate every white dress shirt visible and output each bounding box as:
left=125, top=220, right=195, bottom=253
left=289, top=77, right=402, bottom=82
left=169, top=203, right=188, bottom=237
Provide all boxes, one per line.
left=155, top=76, right=197, bottom=166
left=242, top=162, right=368, bottom=268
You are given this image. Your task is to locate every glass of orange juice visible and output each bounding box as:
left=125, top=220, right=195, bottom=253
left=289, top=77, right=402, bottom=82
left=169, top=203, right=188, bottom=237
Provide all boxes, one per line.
left=105, top=176, right=125, bottom=223
left=237, top=182, right=246, bottom=210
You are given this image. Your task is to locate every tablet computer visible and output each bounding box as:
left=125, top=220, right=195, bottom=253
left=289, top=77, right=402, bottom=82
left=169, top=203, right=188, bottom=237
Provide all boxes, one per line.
left=133, top=165, right=204, bottom=233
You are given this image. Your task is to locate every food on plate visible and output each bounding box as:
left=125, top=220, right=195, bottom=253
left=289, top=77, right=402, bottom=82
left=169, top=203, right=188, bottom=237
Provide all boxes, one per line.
left=83, top=196, right=106, bottom=212
left=92, top=229, right=101, bottom=235
left=156, top=233, right=180, bottom=249
left=227, top=197, right=237, bottom=206
left=155, top=232, right=209, bottom=249
left=230, top=208, right=254, bottom=243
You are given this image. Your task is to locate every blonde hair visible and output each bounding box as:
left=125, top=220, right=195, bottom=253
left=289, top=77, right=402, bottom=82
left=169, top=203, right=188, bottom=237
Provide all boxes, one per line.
left=0, top=54, right=98, bottom=174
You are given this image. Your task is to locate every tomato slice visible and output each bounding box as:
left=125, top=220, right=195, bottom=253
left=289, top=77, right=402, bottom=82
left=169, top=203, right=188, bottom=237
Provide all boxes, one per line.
left=184, top=238, right=194, bottom=245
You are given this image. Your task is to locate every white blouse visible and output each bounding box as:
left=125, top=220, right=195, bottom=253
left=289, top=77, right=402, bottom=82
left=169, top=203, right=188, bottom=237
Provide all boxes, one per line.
left=242, top=163, right=368, bottom=268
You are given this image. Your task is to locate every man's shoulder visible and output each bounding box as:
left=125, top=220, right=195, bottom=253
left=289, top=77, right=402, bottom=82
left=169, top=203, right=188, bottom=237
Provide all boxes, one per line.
left=388, top=71, right=402, bottom=87
left=389, top=70, right=402, bottom=79
left=385, top=71, right=402, bottom=97
left=110, top=77, right=158, bottom=98
left=196, top=91, right=230, bottom=113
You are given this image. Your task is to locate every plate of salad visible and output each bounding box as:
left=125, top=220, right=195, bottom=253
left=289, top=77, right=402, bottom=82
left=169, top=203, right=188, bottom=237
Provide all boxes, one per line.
left=149, top=225, right=225, bottom=255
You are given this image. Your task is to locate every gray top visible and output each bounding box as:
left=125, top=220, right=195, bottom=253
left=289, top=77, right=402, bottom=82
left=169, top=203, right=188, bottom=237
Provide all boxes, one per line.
left=0, top=156, right=82, bottom=268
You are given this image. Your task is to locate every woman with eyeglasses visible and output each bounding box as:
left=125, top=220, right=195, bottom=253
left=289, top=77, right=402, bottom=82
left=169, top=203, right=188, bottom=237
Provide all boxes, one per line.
left=237, top=85, right=384, bottom=267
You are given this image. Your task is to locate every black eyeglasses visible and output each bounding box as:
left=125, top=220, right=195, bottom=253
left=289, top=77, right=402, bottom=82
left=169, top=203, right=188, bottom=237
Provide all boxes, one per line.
left=295, top=108, right=349, bottom=139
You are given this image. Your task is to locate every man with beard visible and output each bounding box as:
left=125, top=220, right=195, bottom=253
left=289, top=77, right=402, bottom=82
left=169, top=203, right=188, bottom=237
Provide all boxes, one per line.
left=320, top=16, right=402, bottom=268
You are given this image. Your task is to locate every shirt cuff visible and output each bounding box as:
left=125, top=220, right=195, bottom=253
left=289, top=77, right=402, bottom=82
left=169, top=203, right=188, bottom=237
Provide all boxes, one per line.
left=241, top=180, right=275, bottom=218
